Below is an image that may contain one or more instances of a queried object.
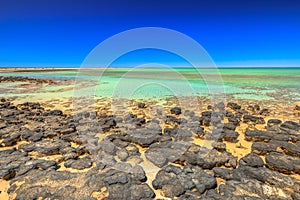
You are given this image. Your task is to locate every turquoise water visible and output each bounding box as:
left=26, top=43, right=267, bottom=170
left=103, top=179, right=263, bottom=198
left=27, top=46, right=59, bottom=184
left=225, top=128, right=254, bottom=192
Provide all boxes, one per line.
left=0, top=68, right=299, bottom=101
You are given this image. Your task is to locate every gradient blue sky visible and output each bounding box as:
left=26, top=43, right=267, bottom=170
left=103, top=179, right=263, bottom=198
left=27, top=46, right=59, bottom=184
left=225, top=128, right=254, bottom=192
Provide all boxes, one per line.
left=0, top=0, right=300, bottom=67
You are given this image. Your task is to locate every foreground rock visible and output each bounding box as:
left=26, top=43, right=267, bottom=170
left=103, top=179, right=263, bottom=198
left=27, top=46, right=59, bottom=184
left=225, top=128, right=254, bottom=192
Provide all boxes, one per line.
left=145, top=141, right=190, bottom=167
left=239, top=152, right=264, bottom=167
left=252, top=140, right=300, bottom=156
left=213, top=165, right=300, bottom=199
left=9, top=163, right=154, bottom=200
left=0, top=149, right=57, bottom=180
left=152, top=164, right=217, bottom=198
left=1, top=98, right=300, bottom=199
left=281, top=121, right=300, bottom=131
left=266, top=152, right=300, bottom=174
left=179, top=144, right=238, bottom=169
left=245, top=128, right=300, bottom=142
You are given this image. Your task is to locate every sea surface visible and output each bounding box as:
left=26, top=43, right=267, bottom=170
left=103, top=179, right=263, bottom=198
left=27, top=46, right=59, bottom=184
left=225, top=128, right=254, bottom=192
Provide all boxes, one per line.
left=0, top=68, right=299, bottom=102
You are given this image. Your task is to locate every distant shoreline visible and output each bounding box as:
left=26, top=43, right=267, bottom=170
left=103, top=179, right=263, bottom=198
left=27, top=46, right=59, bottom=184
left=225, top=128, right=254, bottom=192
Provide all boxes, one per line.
left=0, top=67, right=299, bottom=73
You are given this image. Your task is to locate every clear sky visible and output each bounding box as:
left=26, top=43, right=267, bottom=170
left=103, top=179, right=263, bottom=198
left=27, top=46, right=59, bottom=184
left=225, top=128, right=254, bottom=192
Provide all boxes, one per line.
left=0, top=0, right=300, bottom=67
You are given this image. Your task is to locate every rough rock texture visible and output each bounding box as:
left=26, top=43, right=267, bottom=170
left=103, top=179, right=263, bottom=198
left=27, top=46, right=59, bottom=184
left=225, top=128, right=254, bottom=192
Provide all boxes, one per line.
left=252, top=141, right=300, bottom=156
left=245, top=128, right=300, bottom=142
left=145, top=141, right=190, bottom=167
left=239, top=153, right=264, bottom=167
left=266, top=152, right=300, bottom=174
left=0, top=98, right=299, bottom=199
left=152, top=164, right=217, bottom=198
left=170, top=107, right=182, bottom=115
left=178, top=144, right=238, bottom=169
left=213, top=165, right=300, bottom=199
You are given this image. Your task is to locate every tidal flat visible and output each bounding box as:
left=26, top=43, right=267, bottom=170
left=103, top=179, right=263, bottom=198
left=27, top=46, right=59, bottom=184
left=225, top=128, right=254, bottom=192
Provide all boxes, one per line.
left=0, top=68, right=299, bottom=199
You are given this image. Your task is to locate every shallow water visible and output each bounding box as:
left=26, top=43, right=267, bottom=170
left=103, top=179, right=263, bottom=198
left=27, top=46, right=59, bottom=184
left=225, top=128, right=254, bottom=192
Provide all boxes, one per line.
left=0, top=68, right=299, bottom=102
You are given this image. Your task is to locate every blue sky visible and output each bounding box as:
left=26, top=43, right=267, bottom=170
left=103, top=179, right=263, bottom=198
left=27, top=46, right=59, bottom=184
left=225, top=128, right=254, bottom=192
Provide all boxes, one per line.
left=0, top=0, right=300, bottom=67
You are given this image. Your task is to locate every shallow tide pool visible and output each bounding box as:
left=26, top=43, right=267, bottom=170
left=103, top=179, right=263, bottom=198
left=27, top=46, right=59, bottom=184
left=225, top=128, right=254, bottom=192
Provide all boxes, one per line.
left=0, top=68, right=299, bottom=102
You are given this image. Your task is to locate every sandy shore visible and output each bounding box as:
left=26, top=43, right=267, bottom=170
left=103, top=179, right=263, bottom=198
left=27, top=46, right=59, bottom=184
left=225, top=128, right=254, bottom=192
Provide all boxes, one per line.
left=0, top=67, right=124, bottom=73
left=0, top=67, right=79, bottom=72
left=0, top=96, right=299, bottom=199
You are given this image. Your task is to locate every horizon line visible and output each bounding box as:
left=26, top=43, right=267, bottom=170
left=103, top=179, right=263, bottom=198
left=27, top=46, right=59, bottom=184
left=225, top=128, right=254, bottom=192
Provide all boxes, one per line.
left=1, top=66, right=300, bottom=69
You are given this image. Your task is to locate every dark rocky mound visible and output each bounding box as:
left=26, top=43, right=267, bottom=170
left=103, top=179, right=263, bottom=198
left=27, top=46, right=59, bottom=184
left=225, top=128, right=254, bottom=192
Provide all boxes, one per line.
left=0, top=99, right=299, bottom=199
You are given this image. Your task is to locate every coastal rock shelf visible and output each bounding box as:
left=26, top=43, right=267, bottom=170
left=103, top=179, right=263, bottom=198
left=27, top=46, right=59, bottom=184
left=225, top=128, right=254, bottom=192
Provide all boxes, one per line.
left=0, top=98, right=299, bottom=200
